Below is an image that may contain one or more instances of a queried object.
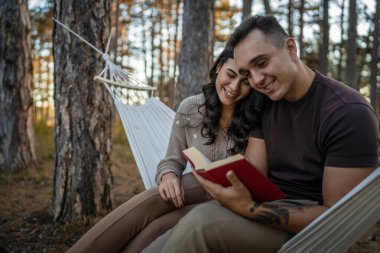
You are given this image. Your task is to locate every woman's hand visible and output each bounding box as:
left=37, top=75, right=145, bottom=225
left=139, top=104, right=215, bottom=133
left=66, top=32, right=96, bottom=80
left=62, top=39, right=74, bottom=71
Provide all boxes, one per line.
left=159, top=172, right=185, bottom=208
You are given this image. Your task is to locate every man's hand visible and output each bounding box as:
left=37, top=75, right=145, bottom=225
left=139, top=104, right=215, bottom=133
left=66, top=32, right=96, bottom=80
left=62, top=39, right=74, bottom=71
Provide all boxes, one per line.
left=159, top=172, right=185, bottom=208
left=192, top=169, right=254, bottom=218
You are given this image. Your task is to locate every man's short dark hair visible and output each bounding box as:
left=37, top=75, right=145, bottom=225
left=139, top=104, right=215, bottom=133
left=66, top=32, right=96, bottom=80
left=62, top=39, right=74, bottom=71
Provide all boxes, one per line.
left=227, top=15, right=289, bottom=49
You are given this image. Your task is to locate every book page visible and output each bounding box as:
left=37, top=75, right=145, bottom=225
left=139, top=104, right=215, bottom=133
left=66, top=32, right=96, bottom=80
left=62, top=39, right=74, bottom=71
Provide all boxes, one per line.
left=206, top=154, right=244, bottom=170
left=182, top=147, right=211, bottom=170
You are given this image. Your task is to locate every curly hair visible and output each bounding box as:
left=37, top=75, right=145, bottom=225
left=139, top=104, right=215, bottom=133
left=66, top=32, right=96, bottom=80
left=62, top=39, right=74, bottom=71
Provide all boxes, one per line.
left=199, top=47, right=266, bottom=154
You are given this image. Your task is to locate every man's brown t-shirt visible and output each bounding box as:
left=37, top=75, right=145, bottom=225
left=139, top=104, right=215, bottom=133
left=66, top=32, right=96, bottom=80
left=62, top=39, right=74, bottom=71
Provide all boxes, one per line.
left=251, top=71, right=379, bottom=203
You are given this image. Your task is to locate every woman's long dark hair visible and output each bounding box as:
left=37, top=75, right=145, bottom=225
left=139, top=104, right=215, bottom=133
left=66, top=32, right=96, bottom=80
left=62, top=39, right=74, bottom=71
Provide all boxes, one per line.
left=199, top=47, right=266, bottom=154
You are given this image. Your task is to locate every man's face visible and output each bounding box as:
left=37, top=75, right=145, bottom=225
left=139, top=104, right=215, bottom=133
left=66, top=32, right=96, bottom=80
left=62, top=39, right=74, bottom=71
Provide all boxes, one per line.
left=234, top=29, right=298, bottom=101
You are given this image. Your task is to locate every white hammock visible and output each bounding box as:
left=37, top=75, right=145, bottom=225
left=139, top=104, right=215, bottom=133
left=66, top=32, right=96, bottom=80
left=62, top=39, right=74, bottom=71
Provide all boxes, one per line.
left=279, top=167, right=380, bottom=253
left=113, top=97, right=174, bottom=188
left=53, top=19, right=380, bottom=252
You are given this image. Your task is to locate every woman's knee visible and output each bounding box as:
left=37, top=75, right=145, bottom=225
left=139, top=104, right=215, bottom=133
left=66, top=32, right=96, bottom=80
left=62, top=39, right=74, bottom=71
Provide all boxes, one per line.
left=181, top=174, right=212, bottom=204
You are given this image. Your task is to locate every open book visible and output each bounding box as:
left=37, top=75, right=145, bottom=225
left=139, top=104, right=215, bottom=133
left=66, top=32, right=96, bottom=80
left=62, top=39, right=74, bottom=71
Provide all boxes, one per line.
left=183, top=147, right=287, bottom=202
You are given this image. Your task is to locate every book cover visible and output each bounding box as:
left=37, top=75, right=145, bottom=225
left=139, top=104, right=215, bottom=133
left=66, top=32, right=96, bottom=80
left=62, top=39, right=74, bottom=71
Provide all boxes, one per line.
left=183, top=147, right=287, bottom=202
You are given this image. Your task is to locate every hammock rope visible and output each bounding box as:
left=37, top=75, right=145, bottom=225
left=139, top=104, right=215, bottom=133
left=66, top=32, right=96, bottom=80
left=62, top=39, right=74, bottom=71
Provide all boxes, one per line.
left=53, top=18, right=173, bottom=188
left=53, top=18, right=155, bottom=105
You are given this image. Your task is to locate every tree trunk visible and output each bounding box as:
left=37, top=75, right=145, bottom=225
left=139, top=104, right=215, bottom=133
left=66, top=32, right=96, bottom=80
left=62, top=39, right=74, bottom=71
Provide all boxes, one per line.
left=262, top=0, right=272, bottom=15
left=337, top=0, right=345, bottom=81
left=370, top=0, right=379, bottom=113
left=242, top=0, right=253, bottom=21
left=346, top=0, right=357, bottom=90
left=319, top=0, right=329, bottom=75
left=52, top=0, right=113, bottom=221
left=298, top=0, right=305, bottom=60
left=150, top=6, right=155, bottom=87
left=0, top=0, right=36, bottom=173
left=143, top=1, right=149, bottom=84
left=287, top=0, right=293, bottom=37
left=175, top=0, right=214, bottom=109
left=112, top=0, right=120, bottom=61
left=169, top=0, right=181, bottom=107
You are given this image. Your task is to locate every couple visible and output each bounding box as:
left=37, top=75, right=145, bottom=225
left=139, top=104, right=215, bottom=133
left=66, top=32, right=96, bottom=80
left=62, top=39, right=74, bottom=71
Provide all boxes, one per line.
left=68, top=15, right=379, bottom=253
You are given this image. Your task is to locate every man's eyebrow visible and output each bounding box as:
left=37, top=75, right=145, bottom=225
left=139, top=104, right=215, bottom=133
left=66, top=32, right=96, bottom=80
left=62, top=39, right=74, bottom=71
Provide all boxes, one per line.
left=238, top=54, right=268, bottom=75
left=249, top=54, right=267, bottom=65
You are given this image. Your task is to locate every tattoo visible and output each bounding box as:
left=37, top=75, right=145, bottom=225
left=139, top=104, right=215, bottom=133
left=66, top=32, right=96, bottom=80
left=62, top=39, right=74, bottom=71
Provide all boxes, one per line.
left=249, top=203, right=260, bottom=213
left=256, top=206, right=289, bottom=225
left=251, top=203, right=312, bottom=226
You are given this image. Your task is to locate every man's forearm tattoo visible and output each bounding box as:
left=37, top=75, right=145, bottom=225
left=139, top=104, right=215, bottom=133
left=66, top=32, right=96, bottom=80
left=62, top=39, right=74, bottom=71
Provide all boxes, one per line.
left=249, top=203, right=310, bottom=226
left=249, top=203, right=260, bottom=213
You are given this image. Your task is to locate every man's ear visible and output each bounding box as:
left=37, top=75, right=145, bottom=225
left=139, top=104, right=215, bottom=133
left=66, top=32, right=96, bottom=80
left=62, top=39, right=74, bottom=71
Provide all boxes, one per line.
left=285, top=37, right=298, bottom=55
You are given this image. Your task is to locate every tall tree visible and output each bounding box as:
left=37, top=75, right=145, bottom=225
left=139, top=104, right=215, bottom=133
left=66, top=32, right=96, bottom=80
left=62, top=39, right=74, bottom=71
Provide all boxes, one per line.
left=52, top=0, right=113, bottom=221
left=0, top=0, right=36, bottom=173
left=112, top=0, right=120, bottom=60
left=337, top=0, right=346, bottom=81
left=370, top=0, right=379, bottom=112
left=319, top=0, right=329, bottom=75
left=262, top=0, right=272, bottom=15
left=287, top=0, right=294, bottom=37
left=175, top=0, right=214, bottom=108
left=149, top=4, right=156, bottom=87
left=169, top=0, right=181, bottom=106
left=242, top=0, right=253, bottom=20
left=346, top=0, right=357, bottom=89
left=298, top=0, right=305, bottom=60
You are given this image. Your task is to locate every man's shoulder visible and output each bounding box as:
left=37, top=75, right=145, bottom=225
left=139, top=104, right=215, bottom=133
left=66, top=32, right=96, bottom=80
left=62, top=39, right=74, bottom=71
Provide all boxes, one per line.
left=311, top=72, right=375, bottom=119
left=315, top=72, right=368, bottom=106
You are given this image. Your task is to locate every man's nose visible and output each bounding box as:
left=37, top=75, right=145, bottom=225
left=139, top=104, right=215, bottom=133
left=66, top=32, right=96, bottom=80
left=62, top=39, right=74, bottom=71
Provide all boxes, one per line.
left=249, top=70, right=265, bottom=87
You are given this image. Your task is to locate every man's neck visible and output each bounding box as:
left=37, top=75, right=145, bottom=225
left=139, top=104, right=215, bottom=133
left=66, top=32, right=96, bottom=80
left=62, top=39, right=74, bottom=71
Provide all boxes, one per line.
left=286, top=62, right=315, bottom=102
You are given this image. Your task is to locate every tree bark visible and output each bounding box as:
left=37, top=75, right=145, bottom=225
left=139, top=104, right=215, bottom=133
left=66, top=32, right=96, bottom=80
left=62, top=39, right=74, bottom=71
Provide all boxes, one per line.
left=52, top=0, right=113, bottom=221
left=346, top=0, right=357, bottom=90
left=242, top=0, right=253, bottom=21
left=287, top=0, right=293, bottom=37
left=298, top=0, right=305, bottom=60
left=169, top=0, right=181, bottom=107
left=262, top=0, right=272, bottom=15
left=319, top=0, right=329, bottom=75
left=370, top=0, right=379, bottom=113
left=175, top=0, right=214, bottom=109
left=0, top=0, right=36, bottom=173
left=150, top=5, right=156, bottom=87
left=337, top=0, right=346, bottom=81
left=112, top=0, right=120, bottom=61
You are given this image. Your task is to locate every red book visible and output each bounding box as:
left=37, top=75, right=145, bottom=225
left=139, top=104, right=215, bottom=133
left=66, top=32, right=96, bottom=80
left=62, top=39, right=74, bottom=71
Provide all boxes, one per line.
left=183, top=147, right=287, bottom=202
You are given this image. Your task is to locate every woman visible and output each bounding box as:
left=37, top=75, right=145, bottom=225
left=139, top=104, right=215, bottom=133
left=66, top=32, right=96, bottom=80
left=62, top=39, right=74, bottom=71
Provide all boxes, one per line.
left=67, top=47, right=266, bottom=253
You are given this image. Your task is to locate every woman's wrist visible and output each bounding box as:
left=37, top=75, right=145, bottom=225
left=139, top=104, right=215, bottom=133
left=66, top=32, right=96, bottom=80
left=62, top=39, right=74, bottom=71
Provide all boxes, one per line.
left=160, top=171, right=178, bottom=183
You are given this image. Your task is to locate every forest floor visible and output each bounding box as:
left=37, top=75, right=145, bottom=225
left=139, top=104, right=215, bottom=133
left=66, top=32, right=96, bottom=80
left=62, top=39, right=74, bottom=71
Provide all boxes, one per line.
left=0, top=119, right=379, bottom=253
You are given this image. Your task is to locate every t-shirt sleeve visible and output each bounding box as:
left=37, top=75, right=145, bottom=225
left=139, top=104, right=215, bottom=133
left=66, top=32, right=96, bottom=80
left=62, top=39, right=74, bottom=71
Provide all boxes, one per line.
left=322, top=103, right=379, bottom=168
left=250, top=124, right=264, bottom=139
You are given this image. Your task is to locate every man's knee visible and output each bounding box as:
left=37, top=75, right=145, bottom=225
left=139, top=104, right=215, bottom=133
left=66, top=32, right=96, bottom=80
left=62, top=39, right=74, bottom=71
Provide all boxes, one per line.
left=176, top=201, right=222, bottom=225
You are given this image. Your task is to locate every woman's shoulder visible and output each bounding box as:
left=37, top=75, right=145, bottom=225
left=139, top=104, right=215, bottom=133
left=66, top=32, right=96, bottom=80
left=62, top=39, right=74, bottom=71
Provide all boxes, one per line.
left=177, top=94, right=205, bottom=113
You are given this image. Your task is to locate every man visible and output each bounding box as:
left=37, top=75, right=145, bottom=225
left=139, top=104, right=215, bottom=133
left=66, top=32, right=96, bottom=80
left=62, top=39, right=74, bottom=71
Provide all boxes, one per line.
left=142, top=15, right=379, bottom=253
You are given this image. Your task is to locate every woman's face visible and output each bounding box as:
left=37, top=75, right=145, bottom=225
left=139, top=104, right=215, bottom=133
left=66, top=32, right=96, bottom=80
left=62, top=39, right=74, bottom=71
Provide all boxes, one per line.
left=216, top=58, right=252, bottom=108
